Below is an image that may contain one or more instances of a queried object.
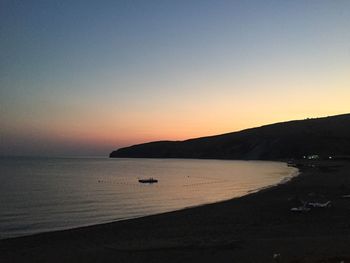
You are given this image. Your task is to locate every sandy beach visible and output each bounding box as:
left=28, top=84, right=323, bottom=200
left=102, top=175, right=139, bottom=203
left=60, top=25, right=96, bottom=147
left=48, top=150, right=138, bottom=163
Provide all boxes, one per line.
left=1, top=160, right=350, bottom=263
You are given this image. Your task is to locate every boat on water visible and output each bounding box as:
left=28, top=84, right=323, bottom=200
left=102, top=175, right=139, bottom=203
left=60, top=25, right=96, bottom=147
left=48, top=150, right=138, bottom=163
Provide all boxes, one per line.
left=138, top=178, right=158, bottom=184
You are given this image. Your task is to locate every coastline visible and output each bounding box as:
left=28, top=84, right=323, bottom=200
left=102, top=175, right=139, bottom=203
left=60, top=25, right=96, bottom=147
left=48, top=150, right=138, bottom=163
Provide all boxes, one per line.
left=0, top=159, right=294, bottom=240
left=1, top=160, right=350, bottom=262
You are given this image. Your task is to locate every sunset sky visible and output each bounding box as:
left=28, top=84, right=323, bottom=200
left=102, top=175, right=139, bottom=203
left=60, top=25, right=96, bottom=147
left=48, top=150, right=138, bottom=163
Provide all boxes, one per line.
left=1, top=0, right=349, bottom=156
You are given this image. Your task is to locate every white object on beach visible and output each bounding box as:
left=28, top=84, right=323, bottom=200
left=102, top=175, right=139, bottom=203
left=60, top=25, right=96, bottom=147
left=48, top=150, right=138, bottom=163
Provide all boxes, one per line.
left=290, top=206, right=311, bottom=212
left=273, top=253, right=281, bottom=258
left=307, top=201, right=331, bottom=208
left=273, top=253, right=281, bottom=262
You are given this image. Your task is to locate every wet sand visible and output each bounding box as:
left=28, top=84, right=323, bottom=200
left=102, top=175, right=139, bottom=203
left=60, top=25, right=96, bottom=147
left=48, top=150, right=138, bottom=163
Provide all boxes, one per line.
left=1, top=161, right=350, bottom=262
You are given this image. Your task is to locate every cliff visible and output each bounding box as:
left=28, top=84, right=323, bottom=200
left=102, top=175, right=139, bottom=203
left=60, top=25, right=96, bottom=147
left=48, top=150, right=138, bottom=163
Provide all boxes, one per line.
left=110, top=113, right=350, bottom=160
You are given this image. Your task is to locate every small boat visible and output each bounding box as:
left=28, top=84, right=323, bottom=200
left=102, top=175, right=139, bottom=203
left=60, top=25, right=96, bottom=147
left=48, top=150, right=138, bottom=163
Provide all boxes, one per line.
left=138, top=178, right=158, bottom=184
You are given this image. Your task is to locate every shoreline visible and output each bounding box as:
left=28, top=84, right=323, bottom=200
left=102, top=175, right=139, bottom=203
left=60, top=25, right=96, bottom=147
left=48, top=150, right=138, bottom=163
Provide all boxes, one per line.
left=1, top=160, right=350, bottom=262
left=0, top=160, right=297, bottom=241
left=0, top=157, right=299, bottom=240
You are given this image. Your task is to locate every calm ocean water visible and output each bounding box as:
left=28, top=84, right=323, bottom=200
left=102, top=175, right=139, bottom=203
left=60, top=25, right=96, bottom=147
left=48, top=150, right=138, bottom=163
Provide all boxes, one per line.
left=0, top=157, right=298, bottom=239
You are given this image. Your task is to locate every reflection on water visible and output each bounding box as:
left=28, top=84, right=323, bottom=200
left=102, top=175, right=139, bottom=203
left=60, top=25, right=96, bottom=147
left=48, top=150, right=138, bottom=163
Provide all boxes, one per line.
left=0, top=157, right=297, bottom=239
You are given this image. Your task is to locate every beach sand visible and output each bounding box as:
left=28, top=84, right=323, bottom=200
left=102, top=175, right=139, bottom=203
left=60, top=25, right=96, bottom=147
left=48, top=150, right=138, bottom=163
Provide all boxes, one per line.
left=1, top=160, right=350, bottom=262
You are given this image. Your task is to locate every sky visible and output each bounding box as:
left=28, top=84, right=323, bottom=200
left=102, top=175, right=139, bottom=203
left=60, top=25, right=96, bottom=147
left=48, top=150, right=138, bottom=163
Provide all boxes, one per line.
left=1, top=0, right=349, bottom=156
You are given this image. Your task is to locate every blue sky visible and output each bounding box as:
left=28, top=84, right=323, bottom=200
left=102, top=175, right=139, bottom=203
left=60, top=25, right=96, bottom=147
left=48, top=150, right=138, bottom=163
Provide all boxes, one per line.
left=1, top=0, right=349, bottom=156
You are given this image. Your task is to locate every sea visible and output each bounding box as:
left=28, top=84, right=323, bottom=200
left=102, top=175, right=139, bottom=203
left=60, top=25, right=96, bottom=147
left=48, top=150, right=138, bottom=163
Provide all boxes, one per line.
left=0, top=157, right=298, bottom=239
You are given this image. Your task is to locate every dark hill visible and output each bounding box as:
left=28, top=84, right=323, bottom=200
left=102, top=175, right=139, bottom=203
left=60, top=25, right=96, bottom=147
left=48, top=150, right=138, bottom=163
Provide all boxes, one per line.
left=110, top=113, right=350, bottom=160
